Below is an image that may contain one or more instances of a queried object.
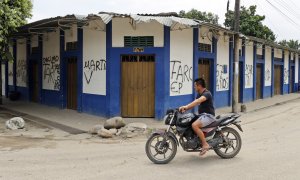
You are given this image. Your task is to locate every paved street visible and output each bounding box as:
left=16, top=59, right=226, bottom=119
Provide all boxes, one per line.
left=1, top=98, right=300, bottom=180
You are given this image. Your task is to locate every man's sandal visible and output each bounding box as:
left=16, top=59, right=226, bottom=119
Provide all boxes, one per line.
left=200, top=147, right=210, bottom=156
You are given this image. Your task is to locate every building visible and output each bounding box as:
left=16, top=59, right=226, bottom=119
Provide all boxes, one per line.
left=1, top=12, right=299, bottom=119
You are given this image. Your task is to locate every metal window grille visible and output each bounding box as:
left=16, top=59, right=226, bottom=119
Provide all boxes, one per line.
left=257, top=54, right=263, bottom=59
left=66, top=42, right=78, bottom=51
left=198, top=43, right=212, bottom=52
left=31, top=47, right=39, bottom=54
left=198, top=58, right=210, bottom=64
left=274, top=57, right=283, bottom=61
left=121, top=55, right=155, bottom=62
left=124, top=36, right=154, bottom=47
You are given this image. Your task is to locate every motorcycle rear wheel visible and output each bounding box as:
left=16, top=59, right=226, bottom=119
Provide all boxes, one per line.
left=145, top=134, right=177, bottom=164
left=213, top=127, right=242, bottom=159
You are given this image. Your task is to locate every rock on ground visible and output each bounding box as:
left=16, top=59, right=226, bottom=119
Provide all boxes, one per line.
left=122, top=123, right=148, bottom=138
left=97, top=128, right=113, bottom=138
left=116, top=128, right=122, bottom=136
left=88, top=125, right=104, bottom=134
left=104, top=117, right=125, bottom=129
left=5, top=117, right=25, bottom=130
left=108, top=128, right=117, bottom=135
left=125, top=123, right=147, bottom=133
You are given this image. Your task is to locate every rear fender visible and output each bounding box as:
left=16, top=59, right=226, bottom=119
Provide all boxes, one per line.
left=232, top=123, right=243, bottom=132
left=220, top=118, right=243, bottom=132
left=151, top=130, right=179, bottom=146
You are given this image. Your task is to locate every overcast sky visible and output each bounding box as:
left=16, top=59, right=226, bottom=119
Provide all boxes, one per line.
left=29, top=0, right=300, bottom=41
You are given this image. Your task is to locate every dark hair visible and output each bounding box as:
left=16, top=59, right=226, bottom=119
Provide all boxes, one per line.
left=194, top=78, right=206, bottom=88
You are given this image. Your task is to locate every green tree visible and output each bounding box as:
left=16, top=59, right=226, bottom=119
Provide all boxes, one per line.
left=278, top=40, right=287, bottom=47
left=0, top=0, right=32, bottom=60
left=179, top=9, right=219, bottom=25
left=0, top=0, right=32, bottom=103
left=278, top=39, right=299, bottom=49
left=224, top=5, right=276, bottom=41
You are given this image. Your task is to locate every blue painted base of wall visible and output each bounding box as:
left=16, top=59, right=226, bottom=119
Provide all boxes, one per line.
left=263, top=86, right=272, bottom=98
left=295, top=83, right=299, bottom=92
left=8, top=85, right=14, bottom=92
left=41, top=90, right=60, bottom=107
left=16, top=86, right=29, bottom=101
left=215, top=90, right=230, bottom=108
left=81, top=94, right=107, bottom=117
left=243, top=88, right=254, bottom=103
left=283, top=85, right=289, bottom=94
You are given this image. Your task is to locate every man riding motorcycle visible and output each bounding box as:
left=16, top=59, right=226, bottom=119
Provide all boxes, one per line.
left=179, top=78, right=216, bottom=156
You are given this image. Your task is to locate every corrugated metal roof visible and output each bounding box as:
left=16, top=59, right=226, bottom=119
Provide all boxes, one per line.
left=13, top=14, right=87, bottom=36
left=95, top=13, right=199, bottom=29
left=97, top=13, right=114, bottom=24
left=130, top=14, right=198, bottom=27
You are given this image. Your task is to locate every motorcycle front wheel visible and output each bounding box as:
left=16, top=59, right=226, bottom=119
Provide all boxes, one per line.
left=145, top=134, right=177, bottom=164
left=213, top=127, right=242, bottom=159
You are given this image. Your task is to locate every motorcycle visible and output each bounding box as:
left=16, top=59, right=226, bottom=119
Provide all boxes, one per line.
left=145, top=109, right=243, bottom=164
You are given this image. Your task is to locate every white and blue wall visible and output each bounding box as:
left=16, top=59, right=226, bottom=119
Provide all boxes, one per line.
left=108, top=18, right=169, bottom=118
left=215, top=32, right=231, bottom=107
left=264, top=46, right=272, bottom=98
left=2, top=17, right=300, bottom=120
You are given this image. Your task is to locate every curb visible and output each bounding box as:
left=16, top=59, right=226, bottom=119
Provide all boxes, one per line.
left=245, top=97, right=300, bottom=114
left=0, top=107, right=86, bottom=134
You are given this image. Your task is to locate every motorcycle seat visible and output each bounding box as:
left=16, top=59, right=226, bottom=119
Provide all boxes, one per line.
left=203, top=114, right=235, bottom=128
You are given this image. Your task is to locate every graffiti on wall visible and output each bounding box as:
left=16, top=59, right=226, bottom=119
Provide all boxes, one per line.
left=245, top=64, right=253, bottom=87
left=265, top=69, right=271, bottom=82
left=216, top=64, right=229, bottom=91
left=284, top=68, right=289, bottom=84
left=170, top=60, right=193, bottom=94
left=16, top=59, right=27, bottom=86
left=83, top=59, right=106, bottom=84
left=8, top=66, right=14, bottom=85
left=42, top=55, right=60, bottom=90
left=8, top=70, right=13, bottom=77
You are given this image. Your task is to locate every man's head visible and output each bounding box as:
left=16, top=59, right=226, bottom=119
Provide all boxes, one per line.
left=194, top=78, right=206, bottom=93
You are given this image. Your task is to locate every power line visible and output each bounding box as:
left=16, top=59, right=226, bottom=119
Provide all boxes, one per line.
left=265, top=0, right=300, bottom=31
left=255, top=0, right=284, bottom=39
left=265, top=0, right=298, bottom=27
left=274, top=0, right=300, bottom=19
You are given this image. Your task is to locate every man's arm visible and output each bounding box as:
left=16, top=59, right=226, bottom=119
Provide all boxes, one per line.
left=179, top=96, right=207, bottom=112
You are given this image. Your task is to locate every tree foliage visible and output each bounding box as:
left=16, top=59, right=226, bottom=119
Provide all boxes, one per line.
left=179, top=9, right=219, bottom=25
left=0, top=0, right=32, bottom=61
left=278, top=39, right=300, bottom=50
left=224, top=5, right=276, bottom=41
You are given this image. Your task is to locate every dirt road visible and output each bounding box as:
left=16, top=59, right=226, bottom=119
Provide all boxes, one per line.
left=1, top=99, right=300, bottom=180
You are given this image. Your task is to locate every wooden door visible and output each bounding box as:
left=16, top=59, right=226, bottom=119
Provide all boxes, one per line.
left=31, top=62, right=39, bottom=102
left=121, top=55, right=155, bottom=117
left=274, top=65, right=282, bottom=95
left=198, top=59, right=210, bottom=90
left=67, top=57, right=78, bottom=110
left=256, top=64, right=262, bottom=100
left=290, top=66, right=295, bottom=93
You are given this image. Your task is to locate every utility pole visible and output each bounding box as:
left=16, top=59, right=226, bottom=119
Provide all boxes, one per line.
left=232, top=0, right=240, bottom=113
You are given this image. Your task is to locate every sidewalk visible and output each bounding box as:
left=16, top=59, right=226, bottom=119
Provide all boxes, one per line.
left=0, top=93, right=299, bottom=132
